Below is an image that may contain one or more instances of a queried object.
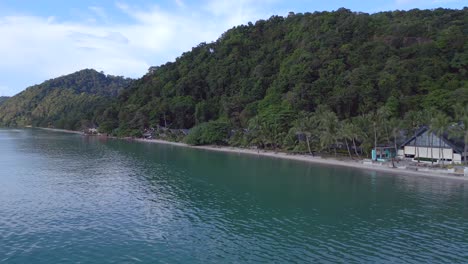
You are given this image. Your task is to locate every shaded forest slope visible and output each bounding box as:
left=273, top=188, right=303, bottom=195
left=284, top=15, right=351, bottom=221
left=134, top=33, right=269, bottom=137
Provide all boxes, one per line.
left=0, top=69, right=132, bottom=130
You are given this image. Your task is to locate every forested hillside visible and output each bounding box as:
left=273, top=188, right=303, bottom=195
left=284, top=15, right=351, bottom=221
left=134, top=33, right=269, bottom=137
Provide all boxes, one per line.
left=1, top=8, right=466, bottom=155
left=102, top=8, right=467, bottom=153
left=0, top=69, right=132, bottom=130
left=0, top=97, right=9, bottom=106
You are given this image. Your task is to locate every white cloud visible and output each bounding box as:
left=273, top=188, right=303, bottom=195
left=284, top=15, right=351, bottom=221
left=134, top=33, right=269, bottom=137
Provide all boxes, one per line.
left=1, top=0, right=464, bottom=96
left=205, top=0, right=279, bottom=25
left=88, top=6, right=109, bottom=23
left=395, top=0, right=466, bottom=6
left=432, top=0, right=466, bottom=3
left=0, top=0, right=276, bottom=95
left=174, top=0, right=186, bottom=8
left=0, top=86, right=9, bottom=96
left=0, top=15, right=148, bottom=81
left=395, top=0, right=414, bottom=4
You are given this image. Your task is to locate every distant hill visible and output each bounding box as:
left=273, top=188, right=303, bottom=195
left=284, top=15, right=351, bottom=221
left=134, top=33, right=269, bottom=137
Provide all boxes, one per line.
left=0, top=69, right=132, bottom=129
left=0, top=97, right=9, bottom=106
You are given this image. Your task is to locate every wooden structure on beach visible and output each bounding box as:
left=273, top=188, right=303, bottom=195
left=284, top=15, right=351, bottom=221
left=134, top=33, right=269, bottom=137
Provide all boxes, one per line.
left=398, top=127, right=464, bottom=164
left=372, top=146, right=396, bottom=162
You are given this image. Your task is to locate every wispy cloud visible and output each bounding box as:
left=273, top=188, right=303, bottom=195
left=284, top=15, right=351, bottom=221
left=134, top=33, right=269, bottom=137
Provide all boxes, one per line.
left=395, top=0, right=466, bottom=7
left=88, top=6, right=109, bottom=23
left=0, top=15, right=147, bottom=79
left=0, top=0, right=272, bottom=95
left=174, top=0, right=186, bottom=8
left=0, top=85, right=9, bottom=96
left=1, top=0, right=464, bottom=95
left=432, top=0, right=466, bottom=3
left=0, top=0, right=304, bottom=96
left=395, top=0, right=414, bottom=4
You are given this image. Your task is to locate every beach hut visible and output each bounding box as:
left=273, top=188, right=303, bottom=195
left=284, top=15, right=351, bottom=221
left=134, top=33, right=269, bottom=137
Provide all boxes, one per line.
left=399, top=127, right=464, bottom=164
left=372, top=146, right=396, bottom=162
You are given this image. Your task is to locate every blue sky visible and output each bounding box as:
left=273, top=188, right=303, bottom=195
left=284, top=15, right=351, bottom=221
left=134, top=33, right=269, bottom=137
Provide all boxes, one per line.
left=0, top=0, right=466, bottom=96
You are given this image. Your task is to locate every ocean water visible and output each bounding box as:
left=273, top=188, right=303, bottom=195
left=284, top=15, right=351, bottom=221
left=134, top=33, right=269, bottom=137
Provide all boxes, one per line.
left=1, top=128, right=467, bottom=263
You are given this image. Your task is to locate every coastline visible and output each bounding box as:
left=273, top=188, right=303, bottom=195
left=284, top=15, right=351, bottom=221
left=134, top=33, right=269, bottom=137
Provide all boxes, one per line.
left=38, top=127, right=84, bottom=135
left=37, top=127, right=467, bottom=181
left=134, top=138, right=468, bottom=182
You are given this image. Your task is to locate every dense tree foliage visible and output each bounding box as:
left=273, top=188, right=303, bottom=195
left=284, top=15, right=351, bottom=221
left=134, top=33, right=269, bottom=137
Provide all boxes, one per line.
left=0, top=97, right=9, bottom=106
left=107, top=8, right=466, bottom=149
left=0, top=8, right=467, bottom=161
left=0, top=69, right=132, bottom=130
left=185, top=120, right=230, bottom=145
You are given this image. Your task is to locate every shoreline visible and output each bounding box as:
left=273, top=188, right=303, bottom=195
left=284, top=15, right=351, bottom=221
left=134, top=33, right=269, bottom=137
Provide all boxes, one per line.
left=38, top=127, right=84, bottom=135
left=37, top=127, right=467, bottom=182
left=134, top=138, right=468, bottom=182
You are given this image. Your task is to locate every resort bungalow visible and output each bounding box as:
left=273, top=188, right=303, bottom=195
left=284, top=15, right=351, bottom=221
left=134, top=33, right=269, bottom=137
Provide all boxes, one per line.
left=372, top=146, right=397, bottom=162
left=84, top=127, right=99, bottom=135
left=399, top=127, right=465, bottom=164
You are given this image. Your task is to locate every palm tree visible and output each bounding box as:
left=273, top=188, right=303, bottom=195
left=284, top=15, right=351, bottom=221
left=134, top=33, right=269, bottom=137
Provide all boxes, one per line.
left=387, top=118, right=402, bottom=167
left=431, top=112, right=451, bottom=166
left=425, top=108, right=438, bottom=166
left=339, top=120, right=354, bottom=159
left=367, top=111, right=381, bottom=161
left=317, top=109, right=339, bottom=156
left=404, top=111, right=424, bottom=162
left=291, top=112, right=318, bottom=156
left=352, top=115, right=372, bottom=157
left=248, top=116, right=266, bottom=149
left=452, top=104, right=468, bottom=165
left=349, top=121, right=362, bottom=158
left=303, top=113, right=319, bottom=156
left=377, top=106, right=392, bottom=144
left=428, top=125, right=435, bottom=166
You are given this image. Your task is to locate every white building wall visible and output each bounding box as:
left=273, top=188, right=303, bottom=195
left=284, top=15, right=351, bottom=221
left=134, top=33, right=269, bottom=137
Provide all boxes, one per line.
left=404, top=146, right=416, bottom=155
left=442, top=149, right=453, bottom=159
left=404, top=146, right=454, bottom=160
left=397, top=149, right=404, bottom=158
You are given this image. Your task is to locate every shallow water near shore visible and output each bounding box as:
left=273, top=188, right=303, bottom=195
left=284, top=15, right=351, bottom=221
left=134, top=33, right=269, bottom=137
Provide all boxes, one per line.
left=1, top=128, right=468, bottom=263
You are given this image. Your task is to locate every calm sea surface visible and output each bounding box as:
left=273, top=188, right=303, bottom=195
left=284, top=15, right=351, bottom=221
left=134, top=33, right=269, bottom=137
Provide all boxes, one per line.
left=1, top=128, right=467, bottom=263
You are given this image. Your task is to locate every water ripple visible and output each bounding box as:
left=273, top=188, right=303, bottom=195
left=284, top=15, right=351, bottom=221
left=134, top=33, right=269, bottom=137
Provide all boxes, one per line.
left=1, top=129, right=468, bottom=263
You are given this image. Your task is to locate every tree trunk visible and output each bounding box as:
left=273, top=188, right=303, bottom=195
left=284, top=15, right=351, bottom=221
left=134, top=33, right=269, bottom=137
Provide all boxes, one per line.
left=392, top=132, right=398, bottom=168
left=345, top=138, right=352, bottom=159
left=373, top=122, right=378, bottom=161
left=414, top=130, right=420, bottom=163
left=439, top=133, right=444, bottom=166
left=384, top=122, right=391, bottom=146
left=441, top=147, right=445, bottom=166
left=352, top=138, right=360, bottom=158
left=427, top=143, right=429, bottom=162
left=334, top=140, right=338, bottom=157
left=306, top=135, right=313, bottom=156
left=430, top=132, right=434, bottom=166
left=465, top=142, right=467, bottom=165
left=465, top=131, right=467, bottom=165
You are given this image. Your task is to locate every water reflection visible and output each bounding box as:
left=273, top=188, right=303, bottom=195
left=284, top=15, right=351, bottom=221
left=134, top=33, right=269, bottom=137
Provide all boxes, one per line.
left=1, top=129, right=468, bottom=263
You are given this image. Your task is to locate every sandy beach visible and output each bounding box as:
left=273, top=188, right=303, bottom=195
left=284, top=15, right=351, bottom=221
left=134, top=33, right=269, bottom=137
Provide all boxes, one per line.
left=38, top=127, right=467, bottom=181
left=134, top=138, right=468, bottom=182
left=38, top=127, right=84, bottom=135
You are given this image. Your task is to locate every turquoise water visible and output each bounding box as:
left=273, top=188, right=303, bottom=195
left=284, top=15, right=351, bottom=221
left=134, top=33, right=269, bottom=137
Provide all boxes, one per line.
left=1, top=129, right=468, bottom=263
